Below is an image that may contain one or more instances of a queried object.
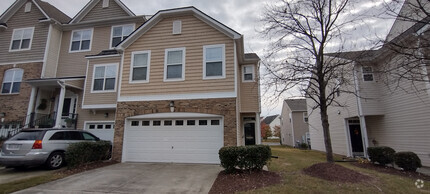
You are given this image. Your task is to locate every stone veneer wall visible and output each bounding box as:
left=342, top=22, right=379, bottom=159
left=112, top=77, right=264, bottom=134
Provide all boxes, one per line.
left=112, top=98, right=237, bottom=161
left=0, top=62, right=43, bottom=123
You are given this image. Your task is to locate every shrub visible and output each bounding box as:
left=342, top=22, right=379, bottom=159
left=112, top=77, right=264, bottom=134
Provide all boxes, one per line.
left=219, top=145, right=271, bottom=172
left=299, top=143, right=308, bottom=149
left=367, top=146, right=395, bottom=166
left=394, top=152, right=422, bottom=171
left=65, top=141, right=112, bottom=168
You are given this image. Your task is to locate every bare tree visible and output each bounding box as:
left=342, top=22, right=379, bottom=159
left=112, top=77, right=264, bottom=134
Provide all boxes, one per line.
left=261, top=0, right=366, bottom=162
left=379, top=0, right=430, bottom=90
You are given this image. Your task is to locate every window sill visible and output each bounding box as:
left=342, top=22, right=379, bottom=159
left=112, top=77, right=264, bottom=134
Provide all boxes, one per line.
left=203, top=76, right=226, bottom=80
left=9, top=48, right=31, bottom=52
left=69, top=49, right=91, bottom=53
left=90, top=90, right=116, bottom=94
left=0, top=93, right=20, bottom=96
left=163, top=78, right=185, bottom=82
left=129, top=80, right=149, bottom=84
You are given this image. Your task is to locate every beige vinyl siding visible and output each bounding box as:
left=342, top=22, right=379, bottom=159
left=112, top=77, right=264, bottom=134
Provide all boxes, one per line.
left=120, top=15, right=235, bottom=96
left=365, top=62, right=430, bottom=166
left=0, top=2, right=48, bottom=64
left=81, top=0, right=130, bottom=22
left=281, top=102, right=293, bottom=146
left=356, top=65, right=384, bottom=116
left=65, top=79, right=85, bottom=89
left=75, top=89, right=116, bottom=129
left=83, top=56, right=120, bottom=106
left=43, top=26, right=62, bottom=78
left=292, top=111, right=309, bottom=144
left=239, top=63, right=259, bottom=112
left=307, top=77, right=359, bottom=155
left=56, top=26, right=113, bottom=77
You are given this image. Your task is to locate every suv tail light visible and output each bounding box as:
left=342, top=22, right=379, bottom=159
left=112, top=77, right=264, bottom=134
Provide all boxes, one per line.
left=32, top=140, right=42, bottom=149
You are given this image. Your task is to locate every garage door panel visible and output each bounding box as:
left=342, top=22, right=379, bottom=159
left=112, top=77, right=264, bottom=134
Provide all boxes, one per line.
left=123, top=116, right=223, bottom=164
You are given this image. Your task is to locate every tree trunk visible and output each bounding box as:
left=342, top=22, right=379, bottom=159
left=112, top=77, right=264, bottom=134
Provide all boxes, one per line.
left=319, top=98, right=334, bottom=163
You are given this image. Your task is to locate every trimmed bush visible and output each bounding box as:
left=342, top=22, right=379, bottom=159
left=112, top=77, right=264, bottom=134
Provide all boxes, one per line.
left=65, top=141, right=112, bottom=168
left=394, top=152, right=422, bottom=171
left=219, top=145, right=271, bottom=172
left=299, top=143, right=308, bottom=149
left=367, top=146, right=395, bottom=166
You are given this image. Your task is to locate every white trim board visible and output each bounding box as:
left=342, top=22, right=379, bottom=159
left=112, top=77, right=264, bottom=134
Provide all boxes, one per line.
left=82, top=104, right=117, bottom=109
left=118, top=92, right=236, bottom=102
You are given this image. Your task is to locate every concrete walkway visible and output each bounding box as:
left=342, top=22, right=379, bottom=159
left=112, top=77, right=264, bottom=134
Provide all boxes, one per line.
left=15, top=163, right=222, bottom=194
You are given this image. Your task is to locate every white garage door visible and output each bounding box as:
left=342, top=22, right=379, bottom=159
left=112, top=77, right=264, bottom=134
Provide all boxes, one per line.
left=85, top=122, right=115, bottom=142
left=123, top=113, right=223, bottom=164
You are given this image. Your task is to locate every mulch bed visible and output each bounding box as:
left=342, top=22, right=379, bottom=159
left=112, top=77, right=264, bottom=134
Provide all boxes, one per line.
left=55, top=160, right=118, bottom=176
left=209, top=170, right=282, bottom=194
left=303, top=162, right=372, bottom=183
left=351, top=162, right=430, bottom=181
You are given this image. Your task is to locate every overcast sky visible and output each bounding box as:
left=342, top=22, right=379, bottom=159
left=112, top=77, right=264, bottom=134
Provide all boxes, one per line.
left=0, top=0, right=397, bottom=117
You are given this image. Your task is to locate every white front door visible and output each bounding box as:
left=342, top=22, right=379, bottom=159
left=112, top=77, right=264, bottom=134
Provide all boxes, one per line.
left=123, top=115, right=223, bottom=164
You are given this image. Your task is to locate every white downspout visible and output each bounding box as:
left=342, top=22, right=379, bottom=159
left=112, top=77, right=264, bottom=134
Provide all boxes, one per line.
left=353, top=64, right=369, bottom=158
left=256, top=112, right=261, bottom=144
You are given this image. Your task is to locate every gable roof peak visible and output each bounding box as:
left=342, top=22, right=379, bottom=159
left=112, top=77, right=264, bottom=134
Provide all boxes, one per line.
left=0, top=0, right=71, bottom=24
left=70, top=0, right=135, bottom=24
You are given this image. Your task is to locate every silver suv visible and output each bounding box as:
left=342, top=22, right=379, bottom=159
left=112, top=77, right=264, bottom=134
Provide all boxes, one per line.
left=0, top=129, right=103, bottom=169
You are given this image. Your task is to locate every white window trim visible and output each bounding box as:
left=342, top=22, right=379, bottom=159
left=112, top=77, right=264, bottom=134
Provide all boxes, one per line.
left=242, top=64, right=255, bottom=82
left=362, top=66, right=374, bottom=82
left=1, top=68, right=23, bottom=95
left=110, top=24, right=135, bottom=49
left=9, top=27, right=34, bottom=52
left=69, top=28, right=94, bottom=53
left=91, top=63, right=118, bottom=93
left=203, top=44, right=226, bottom=80
left=84, top=121, right=115, bottom=130
left=129, top=50, right=151, bottom=84
left=164, top=47, right=186, bottom=82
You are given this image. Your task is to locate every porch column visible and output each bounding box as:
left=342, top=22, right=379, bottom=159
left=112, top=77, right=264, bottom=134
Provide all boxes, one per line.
left=256, top=112, right=261, bottom=144
left=25, top=87, right=37, bottom=127
left=54, top=81, right=66, bottom=128
left=359, top=116, right=370, bottom=158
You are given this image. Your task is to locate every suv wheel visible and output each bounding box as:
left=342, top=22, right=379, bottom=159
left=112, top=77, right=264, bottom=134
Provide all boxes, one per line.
left=46, top=152, right=64, bottom=170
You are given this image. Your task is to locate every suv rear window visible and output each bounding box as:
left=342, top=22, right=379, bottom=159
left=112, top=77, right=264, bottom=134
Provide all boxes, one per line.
left=9, top=131, right=45, bottom=141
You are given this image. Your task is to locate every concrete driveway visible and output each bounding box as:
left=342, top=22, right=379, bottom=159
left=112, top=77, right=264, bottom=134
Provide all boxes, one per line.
left=15, top=163, right=222, bottom=194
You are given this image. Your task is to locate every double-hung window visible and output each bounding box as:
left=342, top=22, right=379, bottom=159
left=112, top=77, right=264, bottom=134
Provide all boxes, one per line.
left=111, top=24, right=134, bottom=48
left=70, top=29, right=92, bottom=52
left=10, top=27, right=34, bottom=51
left=1, top=69, right=23, bottom=94
left=164, top=48, right=185, bottom=81
left=203, top=44, right=225, bottom=79
left=242, top=65, right=255, bottom=82
left=130, top=51, right=150, bottom=83
left=362, top=66, right=374, bottom=81
left=92, top=64, right=117, bottom=92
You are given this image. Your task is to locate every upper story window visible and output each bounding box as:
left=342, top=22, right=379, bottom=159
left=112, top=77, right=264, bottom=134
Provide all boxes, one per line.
left=10, top=27, right=34, bottom=51
left=92, top=64, right=117, bottom=92
left=70, top=29, right=92, bottom=52
left=164, top=48, right=185, bottom=81
left=303, top=112, right=309, bottom=123
left=242, top=65, right=255, bottom=82
left=1, top=68, right=23, bottom=94
left=203, top=44, right=225, bottom=79
left=130, top=51, right=150, bottom=83
left=111, top=24, right=134, bottom=48
left=362, top=66, right=374, bottom=81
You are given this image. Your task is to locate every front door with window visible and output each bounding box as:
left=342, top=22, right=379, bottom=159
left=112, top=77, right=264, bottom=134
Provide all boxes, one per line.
left=349, top=123, right=364, bottom=156
left=244, top=122, right=256, bottom=145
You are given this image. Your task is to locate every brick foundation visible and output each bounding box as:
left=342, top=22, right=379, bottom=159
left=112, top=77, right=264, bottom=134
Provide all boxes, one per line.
left=0, top=63, right=43, bottom=124
left=112, top=98, right=237, bottom=161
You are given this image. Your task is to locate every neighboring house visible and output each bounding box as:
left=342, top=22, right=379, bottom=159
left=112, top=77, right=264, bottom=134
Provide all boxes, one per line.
left=0, top=0, right=261, bottom=164
left=307, top=1, right=430, bottom=166
left=280, top=99, right=309, bottom=147
left=261, top=114, right=280, bottom=139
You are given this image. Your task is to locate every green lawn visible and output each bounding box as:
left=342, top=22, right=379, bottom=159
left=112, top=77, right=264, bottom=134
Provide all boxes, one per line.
left=242, top=146, right=430, bottom=194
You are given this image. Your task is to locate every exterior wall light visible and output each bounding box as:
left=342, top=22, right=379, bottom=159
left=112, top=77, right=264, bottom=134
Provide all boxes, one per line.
left=169, top=101, right=175, bottom=112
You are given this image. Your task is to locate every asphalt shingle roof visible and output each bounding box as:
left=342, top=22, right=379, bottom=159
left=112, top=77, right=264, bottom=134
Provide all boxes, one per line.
left=285, top=99, right=307, bottom=111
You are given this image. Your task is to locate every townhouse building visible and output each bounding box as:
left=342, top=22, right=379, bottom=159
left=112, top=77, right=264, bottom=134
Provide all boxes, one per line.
left=0, top=0, right=261, bottom=164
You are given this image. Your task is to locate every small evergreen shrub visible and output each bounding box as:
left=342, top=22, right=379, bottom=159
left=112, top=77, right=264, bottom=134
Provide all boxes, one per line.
left=65, top=141, right=112, bottom=168
left=367, top=146, right=395, bottom=165
left=299, top=143, right=308, bottom=149
left=219, top=145, right=271, bottom=172
left=394, top=152, right=422, bottom=171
